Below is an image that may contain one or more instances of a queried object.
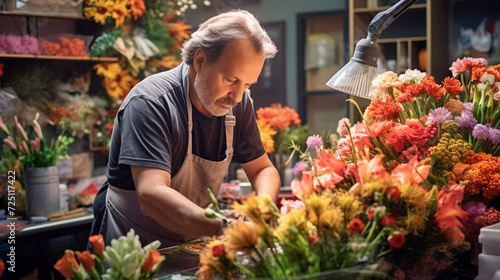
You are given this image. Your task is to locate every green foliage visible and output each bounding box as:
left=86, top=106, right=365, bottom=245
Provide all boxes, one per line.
left=274, top=124, right=309, bottom=155
left=90, top=29, right=122, bottom=57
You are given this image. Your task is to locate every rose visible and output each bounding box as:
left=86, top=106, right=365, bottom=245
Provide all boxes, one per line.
left=404, top=119, right=429, bottom=146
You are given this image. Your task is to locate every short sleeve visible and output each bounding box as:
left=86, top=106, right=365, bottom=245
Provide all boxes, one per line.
left=118, top=96, right=173, bottom=173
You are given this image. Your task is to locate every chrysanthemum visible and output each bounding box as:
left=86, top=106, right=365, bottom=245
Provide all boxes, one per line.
left=405, top=210, right=427, bottom=234
left=318, top=208, right=344, bottom=231
left=231, top=193, right=277, bottom=223
left=472, top=124, right=490, bottom=140
left=128, top=0, right=146, bottom=20
left=426, top=107, right=452, bottom=125
left=306, top=134, right=323, bottom=148
left=442, top=77, right=464, bottom=95
left=454, top=110, right=477, bottom=128
left=304, top=193, right=332, bottom=224
left=335, top=191, right=363, bottom=220
left=400, top=184, right=430, bottom=211
left=256, top=119, right=276, bottom=154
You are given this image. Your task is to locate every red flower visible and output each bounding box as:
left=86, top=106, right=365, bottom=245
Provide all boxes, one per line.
left=0, top=259, right=4, bottom=277
left=105, top=123, right=114, bottom=136
left=385, top=186, right=401, bottom=201
left=141, top=250, right=162, bottom=272
left=212, top=244, right=225, bottom=257
left=422, top=75, right=446, bottom=101
left=388, top=233, right=406, bottom=248
left=0, top=63, right=4, bottom=77
left=309, top=234, right=319, bottom=244
left=77, top=250, right=95, bottom=272
left=386, top=129, right=406, bottom=153
left=380, top=215, right=396, bottom=227
left=89, top=234, right=105, bottom=256
left=368, top=208, right=374, bottom=221
left=54, top=250, right=79, bottom=279
left=404, top=119, right=429, bottom=146
left=348, top=218, right=364, bottom=233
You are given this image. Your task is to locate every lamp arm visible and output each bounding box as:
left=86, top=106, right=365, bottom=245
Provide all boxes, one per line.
left=367, top=0, right=418, bottom=40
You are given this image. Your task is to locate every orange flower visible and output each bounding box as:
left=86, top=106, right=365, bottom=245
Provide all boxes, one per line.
left=141, top=249, right=162, bottom=272
left=53, top=250, right=79, bottom=279
left=356, top=155, right=389, bottom=184
left=128, top=0, right=146, bottom=20
left=422, top=75, right=446, bottom=101
left=365, top=98, right=402, bottom=121
left=256, top=104, right=301, bottom=130
left=89, top=234, right=105, bottom=255
left=166, top=19, right=193, bottom=51
left=391, top=156, right=430, bottom=185
left=77, top=250, right=95, bottom=271
left=0, top=63, right=4, bottom=77
left=442, top=77, right=464, bottom=95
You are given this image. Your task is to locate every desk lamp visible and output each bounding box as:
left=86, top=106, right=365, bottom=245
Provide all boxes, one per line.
left=326, top=0, right=418, bottom=98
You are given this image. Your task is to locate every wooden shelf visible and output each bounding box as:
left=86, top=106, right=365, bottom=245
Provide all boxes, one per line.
left=353, top=3, right=427, bottom=13
left=0, top=11, right=85, bottom=20
left=0, top=54, right=118, bottom=62
left=377, top=36, right=426, bottom=43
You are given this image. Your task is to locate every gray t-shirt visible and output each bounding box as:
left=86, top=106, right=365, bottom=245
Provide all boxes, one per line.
left=107, top=62, right=265, bottom=190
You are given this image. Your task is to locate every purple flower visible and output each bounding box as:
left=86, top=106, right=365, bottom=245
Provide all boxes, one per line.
left=306, top=134, right=323, bottom=148
left=337, top=118, right=351, bottom=137
left=426, top=107, right=452, bottom=125
left=455, top=110, right=478, bottom=128
left=463, top=201, right=487, bottom=218
left=463, top=102, right=473, bottom=111
left=489, top=128, right=500, bottom=145
left=293, top=161, right=310, bottom=178
left=472, top=124, right=490, bottom=140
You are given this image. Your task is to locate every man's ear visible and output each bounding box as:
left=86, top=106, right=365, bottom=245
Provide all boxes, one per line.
left=193, top=49, right=206, bottom=73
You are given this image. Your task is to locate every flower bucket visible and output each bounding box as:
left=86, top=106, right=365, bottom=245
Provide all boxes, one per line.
left=24, top=166, right=60, bottom=217
left=271, top=154, right=293, bottom=187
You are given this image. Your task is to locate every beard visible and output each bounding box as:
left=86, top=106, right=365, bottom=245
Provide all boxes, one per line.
left=193, top=66, right=236, bottom=117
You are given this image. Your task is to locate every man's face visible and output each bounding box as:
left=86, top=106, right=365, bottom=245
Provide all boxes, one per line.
left=193, top=38, right=265, bottom=117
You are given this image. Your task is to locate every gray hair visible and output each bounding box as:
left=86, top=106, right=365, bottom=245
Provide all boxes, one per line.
left=181, top=10, right=277, bottom=65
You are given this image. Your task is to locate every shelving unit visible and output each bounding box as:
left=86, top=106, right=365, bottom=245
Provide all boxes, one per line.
left=347, top=0, right=448, bottom=123
left=0, top=53, right=118, bottom=62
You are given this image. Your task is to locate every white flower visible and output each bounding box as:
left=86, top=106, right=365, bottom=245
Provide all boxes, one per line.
left=477, top=83, right=487, bottom=91
left=190, top=4, right=197, bottom=9
left=480, top=73, right=495, bottom=85
left=203, top=0, right=211, bottom=6
left=494, top=91, right=500, bottom=101
left=399, top=69, right=426, bottom=84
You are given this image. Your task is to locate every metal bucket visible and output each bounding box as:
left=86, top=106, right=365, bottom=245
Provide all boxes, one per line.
left=24, top=166, right=60, bottom=217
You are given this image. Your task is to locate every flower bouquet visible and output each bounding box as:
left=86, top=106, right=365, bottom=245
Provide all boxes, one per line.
left=54, top=229, right=165, bottom=280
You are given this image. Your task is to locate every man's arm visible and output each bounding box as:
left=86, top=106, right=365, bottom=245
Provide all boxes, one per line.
left=131, top=166, right=223, bottom=238
left=240, top=153, right=280, bottom=203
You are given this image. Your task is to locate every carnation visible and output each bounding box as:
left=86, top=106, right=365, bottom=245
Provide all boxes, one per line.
left=449, top=57, right=488, bottom=77
left=399, top=69, right=426, bottom=84
left=337, top=118, right=351, bottom=137
left=426, top=107, right=453, bottom=125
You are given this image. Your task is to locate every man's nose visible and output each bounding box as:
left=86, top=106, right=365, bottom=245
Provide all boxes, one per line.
left=229, top=83, right=247, bottom=103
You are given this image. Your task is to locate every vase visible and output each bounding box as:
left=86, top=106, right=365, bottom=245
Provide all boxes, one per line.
left=24, top=166, right=60, bottom=217
left=271, top=154, right=293, bottom=187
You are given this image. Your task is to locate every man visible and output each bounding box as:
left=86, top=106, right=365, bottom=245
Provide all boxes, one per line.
left=90, top=10, right=281, bottom=247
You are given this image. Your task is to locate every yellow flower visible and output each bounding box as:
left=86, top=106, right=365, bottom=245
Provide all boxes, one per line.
left=400, top=183, right=430, bottom=211
left=304, top=193, right=331, bottom=225
left=256, top=119, right=276, bottom=154
left=223, top=221, right=263, bottom=259
left=231, top=193, right=277, bottom=224
left=405, top=210, right=427, bottom=234
left=94, top=63, right=122, bottom=81
left=335, top=191, right=363, bottom=221
left=318, top=208, right=344, bottom=231
left=103, top=80, right=125, bottom=100
left=197, top=238, right=225, bottom=280
left=275, top=208, right=314, bottom=243
left=84, top=0, right=113, bottom=25
left=111, top=1, right=128, bottom=29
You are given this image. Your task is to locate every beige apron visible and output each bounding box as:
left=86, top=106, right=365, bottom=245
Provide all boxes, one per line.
left=101, top=76, right=235, bottom=247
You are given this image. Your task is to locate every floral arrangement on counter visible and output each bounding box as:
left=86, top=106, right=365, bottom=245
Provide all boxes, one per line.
left=54, top=230, right=165, bottom=280
left=197, top=57, right=500, bottom=279
left=256, top=104, right=308, bottom=155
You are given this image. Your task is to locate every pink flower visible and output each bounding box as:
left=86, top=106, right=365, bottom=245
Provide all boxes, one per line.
left=399, top=145, right=426, bottom=162
left=290, top=171, right=315, bottom=198
left=337, top=118, right=351, bottom=137
left=336, top=138, right=353, bottom=159
left=0, top=116, right=8, bottom=134
left=33, top=119, right=44, bottom=140
left=435, top=183, right=467, bottom=243
left=306, top=134, right=323, bottom=148
left=391, top=156, right=431, bottom=185
left=30, top=138, right=40, bottom=153
left=351, top=122, right=375, bottom=151
left=356, top=155, right=389, bottom=184
left=14, top=116, right=28, bottom=142
left=449, top=57, right=488, bottom=77
left=280, top=198, right=305, bottom=215
left=3, top=136, right=16, bottom=150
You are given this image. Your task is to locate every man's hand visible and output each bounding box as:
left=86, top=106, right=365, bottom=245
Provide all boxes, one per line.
left=240, top=153, right=280, bottom=203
